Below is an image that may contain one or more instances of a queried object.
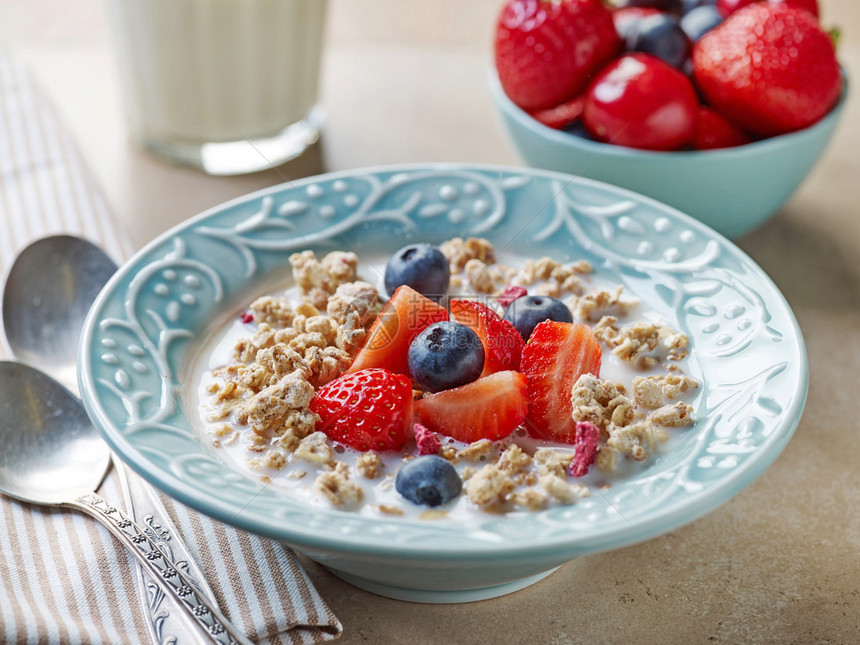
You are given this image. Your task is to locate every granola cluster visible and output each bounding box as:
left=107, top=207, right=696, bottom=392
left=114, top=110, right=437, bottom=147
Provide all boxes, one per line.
left=440, top=237, right=641, bottom=327
left=202, top=238, right=699, bottom=515
left=568, top=373, right=695, bottom=472
left=288, top=250, right=360, bottom=309
left=461, top=445, right=591, bottom=511
left=441, top=237, right=593, bottom=300
left=594, top=316, right=690, bottom=367
left=448, top=370, right=696, bottom=510
left=203, top=250, right=383, bottom=495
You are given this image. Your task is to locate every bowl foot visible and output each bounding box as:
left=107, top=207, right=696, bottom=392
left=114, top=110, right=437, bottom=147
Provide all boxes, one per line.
left=326, top=566, right=560, bottom=604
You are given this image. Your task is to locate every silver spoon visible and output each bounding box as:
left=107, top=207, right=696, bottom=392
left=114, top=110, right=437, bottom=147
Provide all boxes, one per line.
left=0, top=361, right=250, bottom=644
left=2, top=234, right=116, bottom=393
left=1, top=236, right=250, bottom=645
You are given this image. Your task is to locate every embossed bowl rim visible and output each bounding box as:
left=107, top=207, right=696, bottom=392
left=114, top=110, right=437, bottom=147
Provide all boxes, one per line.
left=78, top=163, right=808, bottom=562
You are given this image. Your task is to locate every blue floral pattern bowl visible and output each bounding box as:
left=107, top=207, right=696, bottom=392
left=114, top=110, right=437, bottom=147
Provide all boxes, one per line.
left=78, top=164, right=807, bottom=602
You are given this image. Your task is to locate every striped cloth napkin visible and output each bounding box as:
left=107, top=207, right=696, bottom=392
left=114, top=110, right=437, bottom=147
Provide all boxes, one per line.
left=0, top=48, right=342, bottom=644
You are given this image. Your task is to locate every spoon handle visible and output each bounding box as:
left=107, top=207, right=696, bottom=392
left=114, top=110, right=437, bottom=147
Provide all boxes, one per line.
left=66, top=492, right=253, bottom=645
left=114, top=455, right=224, bottom=645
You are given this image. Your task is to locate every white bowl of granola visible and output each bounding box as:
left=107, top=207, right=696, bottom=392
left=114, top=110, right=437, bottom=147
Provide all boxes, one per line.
left=78, top=164, right=808, bottom=602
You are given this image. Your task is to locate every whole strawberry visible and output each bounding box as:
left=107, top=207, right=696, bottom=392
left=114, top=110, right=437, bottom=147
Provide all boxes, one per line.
left=717, top=0, right=819, bottom=19
left=769, top=0, right=819, bottom=18
left=693, top=4, right=841, bottom=136
left=495, top=0, right=621, bottom=111
left=692, top=106, right=752, bottom=149
left=311, top=368, right=413, bottom=452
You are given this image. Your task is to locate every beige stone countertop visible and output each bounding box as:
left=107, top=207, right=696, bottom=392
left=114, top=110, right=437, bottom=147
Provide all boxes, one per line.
left=2, top=0, right=858, bottom=642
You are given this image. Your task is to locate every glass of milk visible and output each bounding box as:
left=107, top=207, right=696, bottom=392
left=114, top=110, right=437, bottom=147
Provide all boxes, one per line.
left=106, top=0, right=327, bottom=175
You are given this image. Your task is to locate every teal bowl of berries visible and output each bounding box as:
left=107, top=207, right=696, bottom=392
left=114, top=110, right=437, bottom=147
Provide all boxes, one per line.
left=490, top=0, right=847, bottom=239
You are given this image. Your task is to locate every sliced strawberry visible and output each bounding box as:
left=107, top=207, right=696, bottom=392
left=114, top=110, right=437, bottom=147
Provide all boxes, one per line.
left=520, top=321, right=602, bottom=443
left=415, top=371, right=528, bottom=443
left=311, top=368, right=413, bottom=452
left=450, top=299, right=524, bottom=376
left=529, top=95, right=585, bottom=130
left=347, top=285, right=448, bottom=377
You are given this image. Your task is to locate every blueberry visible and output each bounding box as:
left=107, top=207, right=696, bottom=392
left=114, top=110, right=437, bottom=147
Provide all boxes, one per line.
left=563, top=120, right=595, bottom=141
left=408, top=321, right=484, bottom=393
left=616, top=0, right=682, bottom=11
left=384, top=243, right=450, bottom=300
left=680, top=6, right=723, bottom=41
left=395, top=455, right=462, bottom=507
left=681, top=0, right=717, bottom=15
left=626, top=14, right=691, bottom=70
left=503, top=295, right=572, bottom=340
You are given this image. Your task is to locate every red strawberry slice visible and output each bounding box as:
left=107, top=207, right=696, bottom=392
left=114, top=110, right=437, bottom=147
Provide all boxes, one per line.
left=347, top=285, right=448, bottom=377
left=495, top=0, right=621, bottom=111
left=311, top=368, right=413, bottom=452
left=415, top=371, right=528, bottom=443
left=450, top=299, right=524, bottom=376
left=693, top=4, right=841, bottom=137
left=520, top=321, right=602, bottom=443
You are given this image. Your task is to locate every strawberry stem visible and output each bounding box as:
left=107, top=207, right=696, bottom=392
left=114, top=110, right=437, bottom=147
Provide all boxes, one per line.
left=828, top=26, right=842, bottom=50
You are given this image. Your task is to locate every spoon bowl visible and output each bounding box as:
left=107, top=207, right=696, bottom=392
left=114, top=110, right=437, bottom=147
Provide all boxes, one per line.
left=0, top=360, right=250, bottom=643
left=1, top=235, right=117, bottom=392
left=0, top=361, right=110, bottom=504
left=1, top=235, right=250, bottom=644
